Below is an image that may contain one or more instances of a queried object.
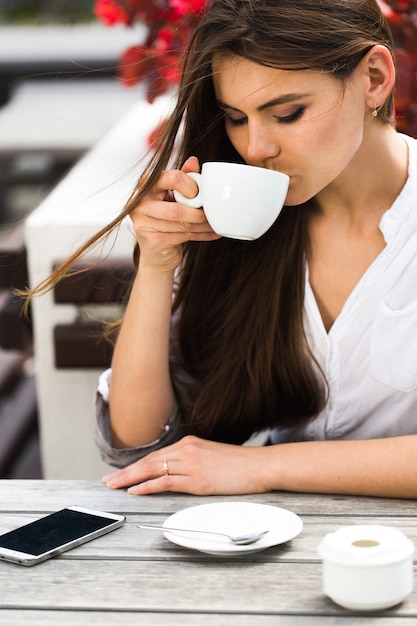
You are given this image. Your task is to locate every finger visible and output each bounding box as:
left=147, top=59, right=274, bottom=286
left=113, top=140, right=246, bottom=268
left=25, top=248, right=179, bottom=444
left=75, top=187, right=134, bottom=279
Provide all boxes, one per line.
left=126, top=456, right=199, bottom=495
left=127, top=473, right=196, bottom=495
left=133, top=198, right=208, bottom=224
left=140, top=221, right=216, bottom=238
left=131, top=210, right=220, bottom=241
left=138, top=170, right=194, bottom=203
left=181, top=155, right=200, bottom=174
left=103, top=454, right=180, bottom=490
left=103, top=463, right=152, bottom=490
left=153, top=203, right=208, bottom=226
left=132, top=216, right=218, bottom=243
left=163, top=169, right=199, bottom=201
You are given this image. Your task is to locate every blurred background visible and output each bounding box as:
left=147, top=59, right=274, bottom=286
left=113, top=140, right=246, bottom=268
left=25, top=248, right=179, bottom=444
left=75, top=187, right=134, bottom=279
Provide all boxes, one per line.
left=0, top=0, right=141, bottom=233
left=0, top=0, right=94, bottom=22
left=0, top=0, right=143, bottom=479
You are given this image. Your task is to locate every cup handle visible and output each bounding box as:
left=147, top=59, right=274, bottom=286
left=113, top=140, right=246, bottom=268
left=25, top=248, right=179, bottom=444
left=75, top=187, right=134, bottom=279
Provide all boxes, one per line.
left=173, top=172, right=202, bottom=208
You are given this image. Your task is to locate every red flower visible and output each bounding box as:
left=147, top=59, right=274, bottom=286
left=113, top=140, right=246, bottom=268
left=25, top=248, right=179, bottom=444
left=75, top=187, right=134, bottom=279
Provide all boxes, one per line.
left=169, top=0, right=207, bottom=16
left=154, top=27, right=176, bottom=52
left=119, top=44, right=181, bottom=101
left=94, top=0, right=131, bottom=25
left=95, top=0, right=212, bottom=100
left=119, top=45, right=152, bottom=87
left=377, top=0, right=403, bottom=25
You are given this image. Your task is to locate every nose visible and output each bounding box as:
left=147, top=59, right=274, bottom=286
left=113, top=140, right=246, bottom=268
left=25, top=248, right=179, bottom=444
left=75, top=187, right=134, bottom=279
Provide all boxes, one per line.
left=245, top=121, right=281, bottom=166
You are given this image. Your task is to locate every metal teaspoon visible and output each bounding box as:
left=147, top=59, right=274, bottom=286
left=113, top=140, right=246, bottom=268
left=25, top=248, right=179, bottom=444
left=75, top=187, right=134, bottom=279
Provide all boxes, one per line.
left=138, top=523, right=269, bottom=545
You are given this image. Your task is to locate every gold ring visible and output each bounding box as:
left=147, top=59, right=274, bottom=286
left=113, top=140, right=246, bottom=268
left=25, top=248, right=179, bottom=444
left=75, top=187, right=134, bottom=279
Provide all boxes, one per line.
left=162, top=459, right=169, bottom=476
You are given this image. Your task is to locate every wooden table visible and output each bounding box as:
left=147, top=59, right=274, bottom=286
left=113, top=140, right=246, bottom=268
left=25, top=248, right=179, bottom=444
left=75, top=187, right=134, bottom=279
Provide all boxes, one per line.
left=0, top=480, right=416, bottom=624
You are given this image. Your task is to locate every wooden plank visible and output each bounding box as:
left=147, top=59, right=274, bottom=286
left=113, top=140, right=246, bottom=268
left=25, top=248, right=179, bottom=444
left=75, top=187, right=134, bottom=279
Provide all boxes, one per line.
left=0, top=375, right=37, bottom=477
left=0, top=24, right=144, bottom=106
left=0, top=290, right=32, bottom=352
left=52, top=258, right=135, bottom=368
left=53, top=324, right=113, bottom=368
left=0, top=558, right=415, bottom=617
left=0, top=560, right=344, bottom=613
left=6, top=433, right=42, bottom=479
left=0, top=611, right=409, bottom=626
left=0, top=222, right=28, bottom=290
left=0, top=222, right=32, bottom=352
left=53, top=258, right=134, bottom=304
left=0, top=79, right=142, bottom=158
left=0, top=481, right=417, bottom=517
left=0, top=350, right=25, bottom=395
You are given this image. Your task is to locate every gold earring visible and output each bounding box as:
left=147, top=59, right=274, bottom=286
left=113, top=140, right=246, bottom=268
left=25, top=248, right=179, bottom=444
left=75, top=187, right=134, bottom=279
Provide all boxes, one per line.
left=371, top=105, right=379, bottom=118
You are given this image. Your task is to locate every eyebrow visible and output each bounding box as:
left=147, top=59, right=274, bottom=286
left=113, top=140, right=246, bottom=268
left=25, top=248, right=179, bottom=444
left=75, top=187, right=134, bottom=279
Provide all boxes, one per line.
left=216, top=93, right=311, bottom=113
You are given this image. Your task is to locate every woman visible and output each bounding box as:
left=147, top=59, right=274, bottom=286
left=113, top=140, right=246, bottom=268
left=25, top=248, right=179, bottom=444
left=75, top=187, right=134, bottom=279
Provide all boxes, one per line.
left=35, top=0, right=417, bottom=497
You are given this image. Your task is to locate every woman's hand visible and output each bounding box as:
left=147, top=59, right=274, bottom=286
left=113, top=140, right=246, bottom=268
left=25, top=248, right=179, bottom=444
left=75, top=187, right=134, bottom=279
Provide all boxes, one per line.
left=130, top=156, right=220, bottom=272
left=102, top=435, right=271, bottom=495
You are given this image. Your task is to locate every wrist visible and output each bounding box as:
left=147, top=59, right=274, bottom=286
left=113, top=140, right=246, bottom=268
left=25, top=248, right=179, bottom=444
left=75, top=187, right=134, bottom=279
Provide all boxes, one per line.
left=136, top=239, right=183, bottom=274
left=138, top=256, right=177, bottom=279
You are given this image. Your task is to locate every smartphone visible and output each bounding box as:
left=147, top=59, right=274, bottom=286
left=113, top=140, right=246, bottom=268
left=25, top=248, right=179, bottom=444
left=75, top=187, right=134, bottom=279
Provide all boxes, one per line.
left=0, top=505, right=125, bottom=566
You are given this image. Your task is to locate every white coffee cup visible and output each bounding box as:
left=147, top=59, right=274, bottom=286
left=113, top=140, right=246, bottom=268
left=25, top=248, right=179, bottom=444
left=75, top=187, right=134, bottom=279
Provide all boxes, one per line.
left=173, top=162, right=289, bottom=240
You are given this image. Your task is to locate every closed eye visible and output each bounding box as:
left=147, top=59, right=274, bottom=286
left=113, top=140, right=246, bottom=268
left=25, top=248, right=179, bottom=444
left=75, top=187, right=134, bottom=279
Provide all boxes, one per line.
left=225, top=115, right=247, bottom=127
left=224, top=105, right=306, bottom=128
left=274, top=106, right=306, bottom=124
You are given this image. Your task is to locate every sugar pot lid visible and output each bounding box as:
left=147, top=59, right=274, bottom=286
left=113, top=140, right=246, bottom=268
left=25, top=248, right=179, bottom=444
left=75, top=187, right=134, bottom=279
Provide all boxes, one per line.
left=318, top=524, right=414, bottom=567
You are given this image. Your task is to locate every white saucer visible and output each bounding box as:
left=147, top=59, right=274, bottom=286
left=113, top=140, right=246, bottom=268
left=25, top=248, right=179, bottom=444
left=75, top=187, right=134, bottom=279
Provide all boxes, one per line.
left=162, top=502, right=303, bottom=556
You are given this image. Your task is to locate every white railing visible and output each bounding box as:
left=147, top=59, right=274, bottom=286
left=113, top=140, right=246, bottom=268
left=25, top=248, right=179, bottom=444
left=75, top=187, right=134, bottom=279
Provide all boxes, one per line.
left=25, top=91, right=171, bottom=478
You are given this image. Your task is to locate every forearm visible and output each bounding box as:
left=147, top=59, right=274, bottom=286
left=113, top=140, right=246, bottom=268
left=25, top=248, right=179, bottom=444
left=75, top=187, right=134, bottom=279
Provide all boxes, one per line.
left=265, top=435, right=417, bottom=498
left=106, top=157, right=221, bottom=449
left=109, top=261, right=176, bottom=448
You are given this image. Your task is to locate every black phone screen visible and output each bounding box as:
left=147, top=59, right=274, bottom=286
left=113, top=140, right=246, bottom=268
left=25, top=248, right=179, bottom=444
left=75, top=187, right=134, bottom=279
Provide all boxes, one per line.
left=0, top=508, right=117, bottom=556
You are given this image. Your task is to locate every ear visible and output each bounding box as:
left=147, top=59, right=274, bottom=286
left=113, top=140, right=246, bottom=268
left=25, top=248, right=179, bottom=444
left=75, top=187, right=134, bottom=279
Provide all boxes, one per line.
left=362, top=45, right=396, bottom=109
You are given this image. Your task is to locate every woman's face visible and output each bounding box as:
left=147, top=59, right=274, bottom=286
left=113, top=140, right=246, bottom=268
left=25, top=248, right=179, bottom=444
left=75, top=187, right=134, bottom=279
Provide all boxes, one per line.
left=212, top=54, right=370, bottom=206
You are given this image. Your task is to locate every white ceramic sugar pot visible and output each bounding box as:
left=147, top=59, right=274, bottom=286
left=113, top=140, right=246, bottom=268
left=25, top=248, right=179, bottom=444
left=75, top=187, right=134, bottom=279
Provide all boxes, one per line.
left=317, top=525, right=414, bottom=611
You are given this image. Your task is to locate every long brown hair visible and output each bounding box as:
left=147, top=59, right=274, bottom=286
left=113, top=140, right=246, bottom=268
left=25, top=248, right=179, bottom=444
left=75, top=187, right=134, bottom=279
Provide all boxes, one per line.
left=28, top=0, right=396, bottom=443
